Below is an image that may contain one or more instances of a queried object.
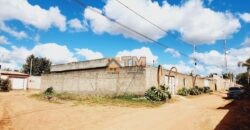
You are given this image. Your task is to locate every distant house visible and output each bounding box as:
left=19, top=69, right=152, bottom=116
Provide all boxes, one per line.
left=0, top=71, right=29, bottom=90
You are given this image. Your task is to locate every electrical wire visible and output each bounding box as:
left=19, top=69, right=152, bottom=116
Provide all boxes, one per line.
left=71, top=0, right=225, bottom=71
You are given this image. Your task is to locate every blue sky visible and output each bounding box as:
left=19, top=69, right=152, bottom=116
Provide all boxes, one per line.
left=0, top=0, right=250, bottom=76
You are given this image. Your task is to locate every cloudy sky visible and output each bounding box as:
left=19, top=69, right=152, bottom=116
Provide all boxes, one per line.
left=0, top=0, right=249, bottom=76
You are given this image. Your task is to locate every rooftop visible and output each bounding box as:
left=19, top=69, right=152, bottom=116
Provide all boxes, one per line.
left=0, top=71, right=29, bottom=77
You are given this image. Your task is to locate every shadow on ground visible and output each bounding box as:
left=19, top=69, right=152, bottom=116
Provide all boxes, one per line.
left=215, top=86, right=250, bottom=130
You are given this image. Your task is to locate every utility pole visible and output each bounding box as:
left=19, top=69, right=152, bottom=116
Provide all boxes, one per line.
left=248, top=68, right=250, bottom=86
left=192, top=44, right=197, bottom=87
left=223, top=40, right=229, bottom=89
left=193, top=44, right=197, bottom=77
left=0, top=64, right=1, bottom=80
left=224, top=40, right=228, bottom=74
left=29, top=58, right=33, bottom=76
left=0, top=54, right=3, bottom=79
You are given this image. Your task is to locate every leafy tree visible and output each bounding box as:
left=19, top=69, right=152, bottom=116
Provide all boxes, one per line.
left=238, top=58, right=250, bottom=69
left=236, top=72, right=248, bottom=87
left=22, top=55, right=52, bottom=76
left=222, top=73, right=234, bottom=80
left=237, top=58, right=250, bottom=87
left=209, top=73, right=218, bottom=77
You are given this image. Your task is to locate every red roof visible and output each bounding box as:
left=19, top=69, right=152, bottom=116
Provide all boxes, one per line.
left=0, top=71, right=29, bottom=78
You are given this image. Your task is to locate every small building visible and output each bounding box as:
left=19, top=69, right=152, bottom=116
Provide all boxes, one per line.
left=0, top=71, right=29, bottom=90
left=41, top=58, right=224, bottom=95
left=211, top=75, right=235, bottom=90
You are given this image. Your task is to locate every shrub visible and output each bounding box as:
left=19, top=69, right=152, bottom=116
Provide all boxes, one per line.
left=203, top=87, right=211, bottom=93
left=144, top=85, right=171, bottom=102
left=44, top=87, right=54, bottom=95
left=198, top=87, right=205, bottom=93
left=178, top=86, right=211, bottom=96
left=177, top=88, right=189, bottom=96
left=0, top=78, right=12, bottom=92
left=189, top=87, right=200, bottom=95
left=160, top=85, right=172, bottom=99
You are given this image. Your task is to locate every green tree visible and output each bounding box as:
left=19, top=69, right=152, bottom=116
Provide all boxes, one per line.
left=209, top=73, right=218, bottom=77
left=22, top=55, right=52, bottom=76
left=236, top=72, right=248, bottom=87
left=222, top=73, right=234, bottom=80
left=238, top=58, right=250, bottom=68
left=237, top=58, right=250, bottom=87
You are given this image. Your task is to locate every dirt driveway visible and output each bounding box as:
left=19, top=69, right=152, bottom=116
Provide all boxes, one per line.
left=0, top=91, right=231, bottom=130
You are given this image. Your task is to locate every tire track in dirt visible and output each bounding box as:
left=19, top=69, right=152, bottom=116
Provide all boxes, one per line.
left=0, top=101, right=14, bottom=130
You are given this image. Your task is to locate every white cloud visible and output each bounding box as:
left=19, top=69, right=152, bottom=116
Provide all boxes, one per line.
left=239, top=13, right=250, bottom=23
left=163, top=61, right=193, bottom=74
left=204, top=65, right=223, bottom=75
left=0, top=0, right=66, bottom=32
left=0, top=43, right=77, bottom=70
left=192, top=47, right=250, bottom=74
left=0, top=35, right=10, bottom=44
left=241, top=37, right=250, bottom=46
left=68, top=18, right=88, bottom=32
left=165, top=48, right=181, bottom=57
left=0, top=62, right=19, bottom=70
left=75, top=48, right=103, bottom=60
left=116, top=47, right=158, bottom=65
left=84, top=0, right=240, bottom=44
left=0, top=46, right=30, bottom=70
left=163, top=60, right=205, bottom=75
left=0, top=22, right=27, bottom=39
left=32, top=43, right=77, bottom=64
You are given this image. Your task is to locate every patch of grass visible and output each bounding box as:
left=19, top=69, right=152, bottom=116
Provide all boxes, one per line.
left=29, top=93, right=62, bottom=104
left=30, top=92, right=166, bottom=107
left=29, top=93, right=43, bottom=99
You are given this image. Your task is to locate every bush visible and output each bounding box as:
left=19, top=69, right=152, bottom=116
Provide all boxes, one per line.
left=203, top=87, right=211, bottom=93
left=177, top=88, right=189, bottom=96
left=144, top=85, right=171, bottom=102
left=44, top=87, right=54, bottom=95
left=160, top=85, right=172, bottom=99
left=198, top=87, right=205, bottom=93
left=0, top=78, right=12, bottom=92
left=189, top=87, right=201, bottom=95
left=177, top=86, right=211, bottom=96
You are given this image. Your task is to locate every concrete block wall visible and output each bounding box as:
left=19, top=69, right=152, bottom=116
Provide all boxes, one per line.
left=212, top=75, right=235, bottom=90
left=28, top=76, right=41, bottom=89
left=41, top=67, right=146, bottom=96
left=145, top=67, right=217, bottom=93
left=41, top=65, right=233, bottom=96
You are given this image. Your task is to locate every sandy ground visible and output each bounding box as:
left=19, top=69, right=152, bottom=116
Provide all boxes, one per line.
left=0, top=91, right=232, bottom=130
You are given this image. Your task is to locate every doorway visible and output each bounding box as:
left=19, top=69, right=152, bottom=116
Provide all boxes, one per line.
left=165, top=75, right=175, bottom=95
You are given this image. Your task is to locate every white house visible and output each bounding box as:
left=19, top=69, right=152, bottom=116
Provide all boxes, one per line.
left=0, top=71, right=29, bottom=90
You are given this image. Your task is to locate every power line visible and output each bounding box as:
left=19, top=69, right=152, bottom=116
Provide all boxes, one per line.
left=113, top=0, right=166, bottom=34
left=111, top=0, right=203, bottom=52
left=72, top=0, right=190, bottom=57
left=71, top=0, right=225, bottom=73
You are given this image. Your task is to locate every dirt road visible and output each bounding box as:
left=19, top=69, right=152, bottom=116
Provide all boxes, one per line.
left=0, top=91, right=231, bottom=130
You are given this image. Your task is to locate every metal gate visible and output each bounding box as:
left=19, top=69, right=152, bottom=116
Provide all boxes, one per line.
left=165, top=76, right=175, bottom=95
